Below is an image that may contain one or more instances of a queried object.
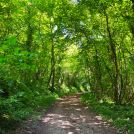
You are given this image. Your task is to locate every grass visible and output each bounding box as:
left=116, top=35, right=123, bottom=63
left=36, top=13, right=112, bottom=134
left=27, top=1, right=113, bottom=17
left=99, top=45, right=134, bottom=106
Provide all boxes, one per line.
left=81, top=93, right=134, bottom=134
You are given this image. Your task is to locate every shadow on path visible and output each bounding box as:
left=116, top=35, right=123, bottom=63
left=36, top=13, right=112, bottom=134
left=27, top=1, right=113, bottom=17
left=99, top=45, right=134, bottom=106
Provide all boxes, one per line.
left=16, top=94, right=118, bottom=134
left=17, top=94, right=121, bottom=134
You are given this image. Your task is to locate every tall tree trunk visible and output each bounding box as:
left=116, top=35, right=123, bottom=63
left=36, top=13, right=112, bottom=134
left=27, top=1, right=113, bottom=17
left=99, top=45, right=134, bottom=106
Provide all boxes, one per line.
left=48, top=18, right=55, bottom=92
left=51, top=37, right=55, bottom=92
left=26, top=23, right=33, bottom=52
left=105, top=11, right=120, bottom=104
left=26, top=8, right=33, bottom=52
left=94, top=44, right=103, bottom=95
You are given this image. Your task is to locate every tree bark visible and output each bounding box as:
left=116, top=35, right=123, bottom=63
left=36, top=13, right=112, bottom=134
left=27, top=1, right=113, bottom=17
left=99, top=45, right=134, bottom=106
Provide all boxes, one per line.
left=105, top=11, right=120, bottom=104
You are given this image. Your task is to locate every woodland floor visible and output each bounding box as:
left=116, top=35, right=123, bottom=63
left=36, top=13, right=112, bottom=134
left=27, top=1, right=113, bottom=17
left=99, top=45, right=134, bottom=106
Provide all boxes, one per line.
left=15, top=94, right=122, bottom=134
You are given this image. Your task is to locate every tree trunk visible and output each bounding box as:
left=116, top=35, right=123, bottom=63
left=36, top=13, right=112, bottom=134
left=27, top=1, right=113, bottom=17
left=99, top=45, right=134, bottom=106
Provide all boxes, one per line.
left=48, top=19, right=55, bottom=92
left=105, top=11, right=120, bottom=104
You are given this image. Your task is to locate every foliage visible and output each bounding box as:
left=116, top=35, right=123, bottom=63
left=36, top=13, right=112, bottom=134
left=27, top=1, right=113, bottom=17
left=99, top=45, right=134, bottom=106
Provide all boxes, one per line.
left=81, top=93, right=134, bottom=134
left=0, top=92, right=57, bottom=132
left=0, top=0, right=134, bottom=133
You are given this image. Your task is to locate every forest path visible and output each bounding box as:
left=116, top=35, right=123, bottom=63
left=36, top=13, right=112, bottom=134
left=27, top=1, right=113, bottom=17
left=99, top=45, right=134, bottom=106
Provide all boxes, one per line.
left=17, top=94, right=120, bottom=134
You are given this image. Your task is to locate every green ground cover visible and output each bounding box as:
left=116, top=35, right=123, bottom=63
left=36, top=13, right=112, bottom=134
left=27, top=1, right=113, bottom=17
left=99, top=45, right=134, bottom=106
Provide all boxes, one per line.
left=81, top=93, right=134, bottom=134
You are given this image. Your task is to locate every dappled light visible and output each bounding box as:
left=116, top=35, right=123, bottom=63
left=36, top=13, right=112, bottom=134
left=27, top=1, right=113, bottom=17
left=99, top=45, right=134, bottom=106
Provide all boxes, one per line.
left=0, top=0, right=134, bottom=133
left=30, top=95, right=119, bottom=134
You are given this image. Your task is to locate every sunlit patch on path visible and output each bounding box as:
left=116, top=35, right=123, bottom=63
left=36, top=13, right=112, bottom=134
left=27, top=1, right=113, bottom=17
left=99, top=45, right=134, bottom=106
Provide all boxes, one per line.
left=17, top=94, right=121, bottom=134
left=27, top=95, right=117, bottom=134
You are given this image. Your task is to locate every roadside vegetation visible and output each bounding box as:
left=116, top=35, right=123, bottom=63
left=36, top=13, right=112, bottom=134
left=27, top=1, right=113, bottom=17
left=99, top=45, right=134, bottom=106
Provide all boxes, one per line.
left=0, top=0, right=134, bottom=133
left=81, top=93, right=134, bottom=134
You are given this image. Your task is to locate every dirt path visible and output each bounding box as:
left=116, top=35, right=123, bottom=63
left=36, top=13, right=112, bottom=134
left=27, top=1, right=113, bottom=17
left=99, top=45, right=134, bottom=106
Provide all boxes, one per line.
left=17, top=94, right=121, bottom=134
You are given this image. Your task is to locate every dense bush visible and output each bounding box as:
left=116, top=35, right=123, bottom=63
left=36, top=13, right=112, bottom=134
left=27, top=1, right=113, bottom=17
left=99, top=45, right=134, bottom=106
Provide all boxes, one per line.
left=0, top=91, right=57, bottom=131
left=81, top=93, right=134, bottom=134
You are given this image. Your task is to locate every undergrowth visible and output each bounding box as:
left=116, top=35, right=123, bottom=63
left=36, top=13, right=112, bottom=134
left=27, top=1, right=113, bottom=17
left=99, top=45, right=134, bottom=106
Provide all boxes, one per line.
left=0, top=92, right=58, bottom=133
left=81, top=93, right=134, bottom=134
